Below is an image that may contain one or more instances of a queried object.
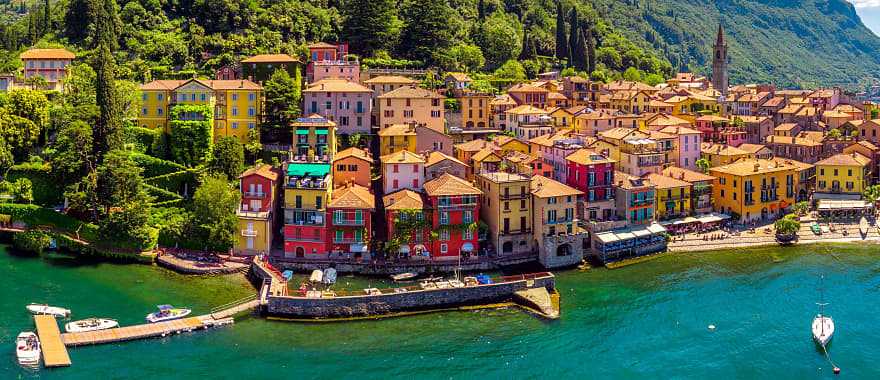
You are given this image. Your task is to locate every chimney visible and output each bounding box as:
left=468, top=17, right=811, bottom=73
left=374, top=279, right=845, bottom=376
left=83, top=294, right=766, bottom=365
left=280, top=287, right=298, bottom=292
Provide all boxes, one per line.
left=753, top=163, right=760, bottom=172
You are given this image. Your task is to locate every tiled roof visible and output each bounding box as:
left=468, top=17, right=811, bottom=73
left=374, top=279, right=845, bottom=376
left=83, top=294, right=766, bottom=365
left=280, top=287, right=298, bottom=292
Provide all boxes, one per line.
left=700, top=142, right=750, bottom=156
left=304, top=78, right=371, bottom=93
left=239, top=164, right=279, bottom=181
left=764, top=135, right=822, bottom=147
left=504, top=151, right=538, bottom=164
left=140, top=79, right=262, bottom=91
left=241, top=54, right=299, bottom=63
left=774, top=123, right=799, bottom=131
left=599, top=127, right=642, bottom=141
left=643, top=173, right=692, bottom=189
left=658, top=125, right=701, bottom=135
left=710, top=158, right=809, bottom=176
left=334, top=147, right=374, bottom=163
left=378, top=123, right=417, bottom=136
left=736, top=143, right=770, bottom=155
left=20, top=48, right=74, bottom=59
left=815, top=152, right=871, bottom=167
left=454, top=139, right=497, bottom=153
left=328, top=184, right=375, bottom=209
left=425, top=151, right=466, bottom=167
left=507, top=83, right=549, bottom=93
left=505, top=104, right=548, bottom=115
left=614, top=171, right=652, bottom=190
left=292, top=114, right=335, bottom=128
left=479, top=172, right=529, bottom=183
left=307, top=42, right=337, bottom=49
left=377, top=85, right=442, bottom=99
left=530, top=175, right=583, bottom=198
left=529, top=129, right=572, bottom=147
left=661, top=167, right=715, bottom=183
left=383, top=189, right=425, bottom=210
left=762, top=97, right=785, bottom=107
left=445, top=72, right=472, bottom=82
left=364, top=75, right=419, bottom=85
left=380, top=150, right=425, bottom=164
left=547, top=92, right=568, bottom=100
left=424, top=173, right=482, bottom=196
left=565, top=148, right=614, bottom=165
left=493, top=135, right=526, bottom=147
left=490, top=94, right=517, bottom=106
left=471, top=147, right=502, bottom=162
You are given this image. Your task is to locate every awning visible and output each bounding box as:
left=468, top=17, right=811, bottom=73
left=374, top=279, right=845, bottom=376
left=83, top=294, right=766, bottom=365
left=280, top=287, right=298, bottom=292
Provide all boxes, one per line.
left=315, top=129, right=329, bottom=135
left=398, top=245, right=411, bottom=254
left=350, top=243, right=368, bottom=253
left=295, top=130, right=309, bottom=135
left=287, top=163, right=331, bottom=177
left=461, top=242, right=474, bottom=252
left=817, top=199, right=872, bottom=211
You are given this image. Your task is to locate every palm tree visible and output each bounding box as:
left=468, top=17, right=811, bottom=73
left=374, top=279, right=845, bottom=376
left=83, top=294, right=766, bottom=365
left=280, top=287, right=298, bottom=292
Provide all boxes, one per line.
left=696, top=158, right=711, bottom=174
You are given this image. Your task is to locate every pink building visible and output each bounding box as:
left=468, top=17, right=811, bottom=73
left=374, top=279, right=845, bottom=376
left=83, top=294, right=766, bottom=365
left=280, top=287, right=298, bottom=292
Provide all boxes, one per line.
left=306, top=42, right=360, bottom=83
left=380, top=150, right=425, bottom=194
left=659, top=125, right=702, bottom=170
left=696, top=115, right=747, bottom=147
left=302, top=78, right=372, bottom=134
left=20, top=48, right=74, bottom=91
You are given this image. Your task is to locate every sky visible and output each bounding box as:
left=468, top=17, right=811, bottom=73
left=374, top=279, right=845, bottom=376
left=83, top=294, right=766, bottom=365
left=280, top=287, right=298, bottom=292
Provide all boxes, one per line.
left=852, top=0, right=880, bottom=36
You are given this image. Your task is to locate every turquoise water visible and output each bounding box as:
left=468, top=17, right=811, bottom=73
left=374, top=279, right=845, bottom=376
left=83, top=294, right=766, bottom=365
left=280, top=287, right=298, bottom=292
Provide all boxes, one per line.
left=3, top=244, right=880, bottom=379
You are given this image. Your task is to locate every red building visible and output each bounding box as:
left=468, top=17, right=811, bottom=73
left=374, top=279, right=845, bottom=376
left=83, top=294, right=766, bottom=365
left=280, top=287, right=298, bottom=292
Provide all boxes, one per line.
left=327, top=184, right=375, bottom=260
left=383, top=189, right=432, bottom=258
left=565, top=148, right=617, bottom=221
left=282, top=162, right=332, bottom=259
left=423, top=174, right=482, bottom=260
left=306, top=42, right=358, bottom=83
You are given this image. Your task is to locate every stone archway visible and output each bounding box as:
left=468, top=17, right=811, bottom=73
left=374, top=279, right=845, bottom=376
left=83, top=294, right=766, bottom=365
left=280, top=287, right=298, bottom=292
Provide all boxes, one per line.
left=556, top=244, right=571, bottom=257
left=502, top=241, right=513, bottom=253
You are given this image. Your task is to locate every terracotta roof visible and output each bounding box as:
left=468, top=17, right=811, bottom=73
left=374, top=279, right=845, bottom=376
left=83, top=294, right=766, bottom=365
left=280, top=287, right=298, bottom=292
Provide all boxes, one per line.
left=774, top=123, right=799, bottom=131
left=20, top=48, right=74, bottom=59
left=649, top=99, right=673, bottom=107
left=328, top=184, right=375, bottom=209
left=424, top=173, right=481, bottom=196
left=241, top=54, right=299, bottom=63
left=530, top=175, right=583, bottom=198
left=661, top=167, right=715, bottom=183
left=383, top=189, right=425, bottom=210
left=239, top=164, right=279, bottom=181
left=307, top=42, right=338, bottom=49
left=364, top=75, right=419, bottom=85
left=764, top=135, right=822, bottom=147
left=334, top=147, right=374, bottom=163
left=471, top=147, right=503, bottom=162
left=504, top=151, right=539, bottom=164
left=140, top=79, right=262, bottom=91
left=377, top=85, right=442, bottom=99
left=493, top=135, right=526, bottom=148
left=380, top=150, right=425, bottom=165
left=529, top=130, right=573, bottom=147
left=736, top=143, right=770, bottom=155
left=696, top=115, right=728, bottom=122
left=736, top=115, right=770, bottom=123
left=454, top=139, right=497, bottom=153
left=425, top=151, right=466, bottom=167
left=762, top=97, right=785, bottom=107
left=445, top=72, right=472, bottom=82
left=505, top=104, right=548, bottom=115
left=565, top=148, right=614, bottom=165
left=564, top=75, right=590, bottom=83
left=479, top=172, right=529, bottom=183
left=822, top=110, right=851, bottom=118
left=856, top=140, right=879, bottom=151
left=643, top=173, right=692, bottom=189
left=304, top=78, right=371, bottom=93
left=547, top=92, right=568, bottom=100
left=658, top=125, right=701, bottom=135
left=599, top=127, right=642, bottom=141
left=292, top=114, right=336, bottom=128
left=648, top=130, right=676, bottom=140
left=378, top=123, right=418, bottom=136
left=614, top=171, right=653, bottom=190
left=815, top=152, right=871, bottom=167
left=700, top=142, right=750, bottom=156
left=507, top=83, right=549, bottom=93
left=710, top=158, right=809, bottom=176
left=490, top=94, right=517, bottom=106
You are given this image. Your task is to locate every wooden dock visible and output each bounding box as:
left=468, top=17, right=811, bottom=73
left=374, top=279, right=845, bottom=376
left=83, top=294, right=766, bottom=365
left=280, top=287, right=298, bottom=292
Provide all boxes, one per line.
left=61, top=316, right=211, bottom=347
left=33, top=315, right=71, bottom=367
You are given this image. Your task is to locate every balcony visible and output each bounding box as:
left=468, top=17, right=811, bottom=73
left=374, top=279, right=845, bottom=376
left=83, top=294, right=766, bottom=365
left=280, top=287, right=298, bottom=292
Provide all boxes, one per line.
left=500, top=193, right=529, bottom=200
left=438, top=201, right=479, bottom=210
left=286, top=178, right=329, bottom=189
left=502, top=228, right=532, bottom=235
left=744, top=199, right=755, bottom=206
left=285, top=210, right=325, bottom=226
left=630, top=199, right=653, bottom=207
left=333, top=237, right=366, bottom=244
left=241, top=229, right=258, bottom=237
left=244, top=191, right=266, bottom=198
left=334, top=218, right=365, bottom=226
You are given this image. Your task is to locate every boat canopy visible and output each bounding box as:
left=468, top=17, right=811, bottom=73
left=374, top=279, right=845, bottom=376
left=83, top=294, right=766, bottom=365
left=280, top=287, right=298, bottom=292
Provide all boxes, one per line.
left=157, top=304, right=173, bottom=310
left=461, top=243, right=475, bottom=252
left=309, top=269, right=324, bottom=283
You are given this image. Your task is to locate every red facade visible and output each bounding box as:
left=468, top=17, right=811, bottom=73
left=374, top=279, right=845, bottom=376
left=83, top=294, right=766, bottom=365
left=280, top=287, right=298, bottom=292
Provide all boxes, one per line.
left=283, top=225, right=328, bottom=257
left=327, top=208, right=372, bottom=256
left=239, top=174, right=275, bottom=213
left=426, top=195, right=480, bottom=259
left=566, top=161, right=615, bottom=202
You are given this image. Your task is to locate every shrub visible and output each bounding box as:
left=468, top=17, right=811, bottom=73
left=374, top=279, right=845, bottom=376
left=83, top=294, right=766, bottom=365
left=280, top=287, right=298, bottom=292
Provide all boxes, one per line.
left=0, top=203, right=99, bottom=241
left=128, top=152, right=186, bottom=178
left=5, top=163, right=61, bottom=206
left=12, top=230, right=51, bottom=255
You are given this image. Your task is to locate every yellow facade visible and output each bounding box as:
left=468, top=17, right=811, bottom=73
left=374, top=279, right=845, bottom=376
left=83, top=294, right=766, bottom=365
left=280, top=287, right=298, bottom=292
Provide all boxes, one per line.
left=378, top=124, right=418, bottom=156
left=709, top=159, right=802, bottom=222
left=530, top=176, right=581, bottom=253
left=460, top=94, right=492, bottom=130
left=138, top=79, right=262, bottom=143
left=646, top=174, right=693, bottom=220
left=609, top=91, right=651, bottom=114
left=236, top=216, right=271, bottom=253
left=476, top=172, right=533, bottom=255
left=815, top=154, right=871, bottom=195
left=668, top=96, right=721, bottom=123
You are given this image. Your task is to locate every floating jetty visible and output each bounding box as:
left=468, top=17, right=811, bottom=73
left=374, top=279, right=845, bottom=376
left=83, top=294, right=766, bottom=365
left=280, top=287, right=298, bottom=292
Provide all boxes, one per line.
left=34, top=315, right=70, bottom=368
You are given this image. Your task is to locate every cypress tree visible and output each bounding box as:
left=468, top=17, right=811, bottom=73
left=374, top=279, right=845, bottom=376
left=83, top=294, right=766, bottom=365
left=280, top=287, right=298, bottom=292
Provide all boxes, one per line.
left=555, top=1, right=567, bottom=61
left=571, top=28, right=587, bottom=71
left=478, top=0, right=485, bottom=21
left=43, top=0, right=49, bottom=34
left=92, top=0, right=122, bottom=159
left=585, top=27, right=596, bottom=74
left=568, top=8, right=579, bottom=66
left=342, top=0, right=399, bottom=56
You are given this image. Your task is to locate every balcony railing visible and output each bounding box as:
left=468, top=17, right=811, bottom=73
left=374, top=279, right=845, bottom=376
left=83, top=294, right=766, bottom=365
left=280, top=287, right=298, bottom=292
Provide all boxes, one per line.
left=438, top=202, right=479, bottom=209
left=241, top=229, right=258, bottom=237
left=333, top=238, right=365, bottom=244
left=502, top=228, right=532, bottom=235
left=334, top=218, right=365, bottom=226
left=500, top=193, right=529, bottom=200
left=630, top=199, right=653, bottom=207
left=286, top=178, right=329, bottom=189
left=244, top=191, right=266, bottom=198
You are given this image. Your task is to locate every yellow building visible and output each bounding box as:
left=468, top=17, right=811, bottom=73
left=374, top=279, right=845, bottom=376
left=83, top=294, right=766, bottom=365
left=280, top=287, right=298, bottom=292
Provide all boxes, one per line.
left=609, top=90, right=651, bottom=114
left=378, top=123, right=418, bottom=156
left=235, top=164, right=279, bottom=255
left=476, top=172, right=533, bottom=256
left=139, top=78, right=262, bottom=143
left=291, top=114, right=337, bottom=160
left=530, top=175, right=582, bottom=252
left=493, top=135, right=531, bottom=155
left=644, top=173, right=692, bottom=220
left=709, top=159, right=805, bottom=222
left=665, top=93, right=721, bottom=123
left=377, top=85, right=444, bottom=130
left=549, top=107, right=576, bottom=128
left=459, top=93, right=492, bottom=130
left=700, top=142, right=753, bottom=167
left=814, top=153, right=871, bottom=196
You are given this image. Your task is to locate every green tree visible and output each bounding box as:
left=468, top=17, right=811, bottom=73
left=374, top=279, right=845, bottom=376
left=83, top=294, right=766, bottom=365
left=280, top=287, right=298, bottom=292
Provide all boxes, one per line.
left=623, top=67, right=642, bottom=81
left=696, top=158, right=711, bottom=174
left=793, top=201, right=810, bottom=216
left=244, top=128, right=262, bottom=163
left=554, top=1, right=567, bottom=61
left=64, top=0, right=95, bottom=43
left=398, top=0, right=457, bottom=65
left=644, top=73, right=664, bottom=86
left=437, top=43, right=485, bottom=73
left=209, top=136, right=245, bottom=180
left=6, top=89, right=49, bottom=130
left=864, top=184, right=880, bottom=205
left=475, top=12, right=522, bottom=69
left=191, top=175, right=240, bottom=251
left=774, top=213, right=801, bottom=238
left=567, top=8, right=578, bottom=64
left=13, top=230, right=51, bottom=255
left=871, top=108, right=879, bottom=119
left=12, top=178, right=33, bottom=203
left=827, top=128, right=842, bottom=139
left=93, top=44, right=122, bottom=160
left=96, top=150, right=156, bottom=250
left=263, top=69, right=300, bottom=129
left=51, top=120, right=94, bottom=186
left=585, top=27, right=596, bottom=73
left=342, top=0, right=400, bottom=56
left=493, top=60, right=527, bottom=81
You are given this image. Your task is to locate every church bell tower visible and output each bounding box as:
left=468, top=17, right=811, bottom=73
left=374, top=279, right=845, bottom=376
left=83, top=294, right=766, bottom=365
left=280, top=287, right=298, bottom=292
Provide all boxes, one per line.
left=712, top=24, right=729, bottom=97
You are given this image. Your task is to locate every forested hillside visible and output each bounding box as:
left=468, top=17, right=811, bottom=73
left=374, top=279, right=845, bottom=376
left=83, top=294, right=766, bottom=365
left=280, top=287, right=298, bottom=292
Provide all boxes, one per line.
left=0, top=0, right=876, bottom=87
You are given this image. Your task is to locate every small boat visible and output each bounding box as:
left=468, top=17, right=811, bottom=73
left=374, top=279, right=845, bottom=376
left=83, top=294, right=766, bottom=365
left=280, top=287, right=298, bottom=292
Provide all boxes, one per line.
left=145, top=305, right=192, bottom=323
left=810, top=222, right=821, bottom=235
left=860, top=216, right=869, bottom=237
left=65, top=318, right=119, bottom=333
left=813, top=310, right=834, bottom=346
left=26, top=303, right=71, bottom=318
left=309, top=269, right=323, bottom=283
left=323, top=268, right=337, bottom=285
left=15, top=331, right=40, bottom=366
left=391, top=272, right=417, bottom=281
left=281, top=270, right=294, bottom=281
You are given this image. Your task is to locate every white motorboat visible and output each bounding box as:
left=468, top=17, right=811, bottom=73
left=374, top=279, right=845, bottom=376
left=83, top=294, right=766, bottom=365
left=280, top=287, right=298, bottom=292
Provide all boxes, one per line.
left=65, top=318, right=119, bottom=333
left=391, top=272, right=417, bottom=281
left=813, top=312, right=834, bottom=347
left=26, top=303, right=70, bottom=318
left=145, top=305, right=192, bottom=323
left=15, top=332, right=40, bottom=366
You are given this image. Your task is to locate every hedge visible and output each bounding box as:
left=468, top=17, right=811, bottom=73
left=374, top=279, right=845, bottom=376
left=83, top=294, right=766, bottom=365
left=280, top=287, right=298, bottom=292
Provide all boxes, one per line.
left=128, top=152, right=186, bottom=178
left=123, top=126, right=168, bottom=158
left=144, top=183, right=183, bottom=203
left=144, top=169, right=200, bottom=197
left=0, top=203, right=99, bottom=241
left=5, top=163, right=62, bottom=206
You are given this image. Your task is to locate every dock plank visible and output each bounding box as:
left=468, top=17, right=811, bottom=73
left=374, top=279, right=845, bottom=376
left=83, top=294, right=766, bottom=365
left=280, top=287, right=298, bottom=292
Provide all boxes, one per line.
left=60, top=317, right=208, bottom=347
left=34, top=315, right=71, bottom=367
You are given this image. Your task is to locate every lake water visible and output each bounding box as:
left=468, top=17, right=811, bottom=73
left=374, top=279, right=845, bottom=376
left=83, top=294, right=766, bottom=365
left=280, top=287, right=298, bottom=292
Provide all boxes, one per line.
left=2, top=243, right=879, bottom=379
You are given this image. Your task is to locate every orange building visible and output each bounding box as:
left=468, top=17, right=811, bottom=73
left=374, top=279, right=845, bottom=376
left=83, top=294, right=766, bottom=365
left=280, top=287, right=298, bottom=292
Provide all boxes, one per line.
left=377, top=86, right=445, bottom=131
left=332, top=147, right=374, bottom=189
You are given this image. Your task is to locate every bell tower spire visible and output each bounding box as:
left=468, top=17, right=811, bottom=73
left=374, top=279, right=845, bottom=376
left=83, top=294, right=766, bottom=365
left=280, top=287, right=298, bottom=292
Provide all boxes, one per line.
left=712, top=24, right=729, bottom=97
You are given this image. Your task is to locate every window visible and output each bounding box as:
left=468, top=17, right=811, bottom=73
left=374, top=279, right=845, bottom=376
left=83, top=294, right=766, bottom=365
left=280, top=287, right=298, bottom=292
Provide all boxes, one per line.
left=142, top=93, right=147, bottom=101
left=335, top=230, right=343, bottom=243
left=393, top=164, right=399, bottom=173
left=248, top=123, right=255, bottom=130
left=440, top=230, right=449, bottom=241
left=232, top=108, right=239, bottom=116
left=325, top=101, right=332, bottom=110
left=392, top=179, right=399, bottom=189
left=231, top=93, right=238, bottom=101
left=157, top=93, right=163, bottom=101
left=337, top=164, right=346, bottom=171
left=463, top=211, right=472, bottom=223
left=248, top=108, right=255, bottom=117
left=142, top=108, right=148, bottom=115
left=440, top=244, right=448, bottom=254
left=248, top=93, right=256, bottom=101
left=412, top=179, right=419, bottom=188
left=412, top=164, right=418, bottom=173
left=316, top=196, right=322, bottom=209
left=200, top=93, right=206, bottom=101
left=348, top=164, right=357, bottom=171
left=463, top=229, right=472, bottom=240
left=157, top=108, right=163, bottom=116
left=232, top=122, right=238, bottom=129
left=440, top=211, right=449, bottom=224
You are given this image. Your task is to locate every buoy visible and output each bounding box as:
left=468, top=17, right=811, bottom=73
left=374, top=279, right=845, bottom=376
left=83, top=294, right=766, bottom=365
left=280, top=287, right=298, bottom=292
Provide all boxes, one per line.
left=708, top=324, right=716, bottom=330
left=833, top=367, right=841, bottom=374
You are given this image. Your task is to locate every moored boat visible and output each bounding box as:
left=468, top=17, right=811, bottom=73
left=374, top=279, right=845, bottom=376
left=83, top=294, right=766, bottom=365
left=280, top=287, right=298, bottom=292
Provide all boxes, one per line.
left=813, top=312, right=834, bottom=346
left=15, top=331, right=40, bottom=366
left=64, top=318, right=119, bottom=333
left=26, top=303, right=71, bottom=318
left=391, top=272, right=417, bottom=281
left=145, top=305, right=192, bottom=323
left=860, top=216, right=869, bottom=237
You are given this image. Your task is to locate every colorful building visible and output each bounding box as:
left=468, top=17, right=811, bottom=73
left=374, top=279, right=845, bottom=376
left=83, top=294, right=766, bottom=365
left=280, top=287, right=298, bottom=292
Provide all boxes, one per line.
left=565, top=149, right=616, bottom=221
left=530, top=175, right=587, bottom=268
left=235, top=164, right=279, bottom=255
left=282, top=162, right=332, bottom=258
left=644, top=173, right=692, bottom=220
left=380, top=150, right=425, bottom=194
left=241, top=54, right=301, bottom=84
left=424, top=174, right=482, bottom=260
left=306, top=42, right=359, bottom=83
left=476, top=172, right=533, bottom=257
left=454, top=139, right=499, bottom=180
left=709, top=159, right=804, bottom=222
left=302, top=78, right=372, bottom=134
left=327, top=184, right=374, bottom=259
left=814, top=153, right=871, bottom=198
left=658, top=125, right=702, bottom=170
left=490, top=94, right=518, bottom=130
left=613, top=171, right=656, bottom=225
left=507, top=83, right=549, bottom=108
left=662, top=166, right=715, bottom=215
left=138, top=78, right=262, bottom=143
left=700, top=142, right=753, bottom=167
left=332, top=147, right=373, bottom=189
left=291, top=114, right=336, bottom=160
left=425, top=151, right=468, bottom=180
left=377, top=86, right=444, bottom=131
left=20, top=48, right=74, bottom=91
left=383, top=189, right=431, bottom=259
left=378, top=123, right=418, bottom=156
